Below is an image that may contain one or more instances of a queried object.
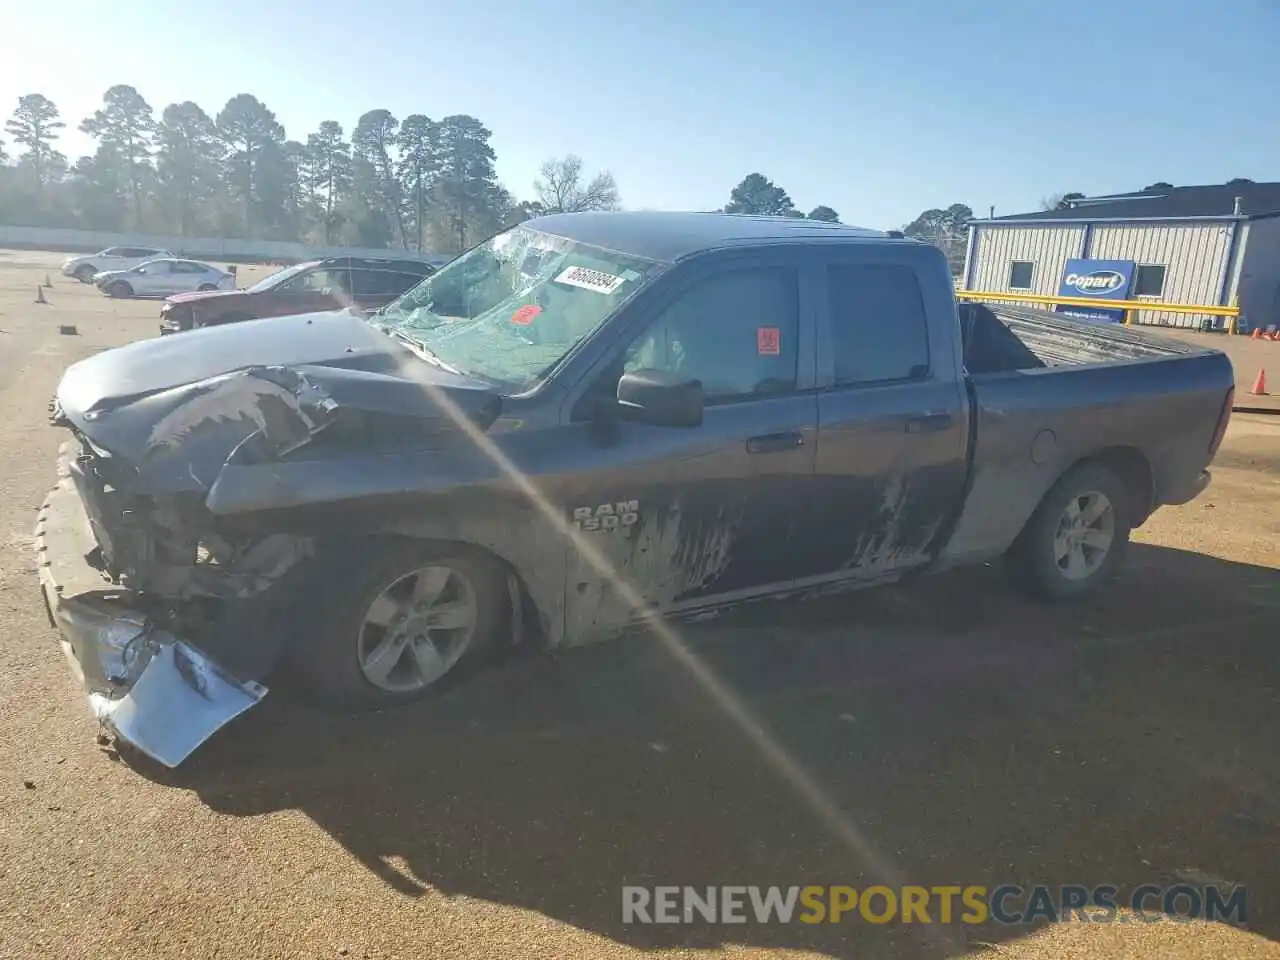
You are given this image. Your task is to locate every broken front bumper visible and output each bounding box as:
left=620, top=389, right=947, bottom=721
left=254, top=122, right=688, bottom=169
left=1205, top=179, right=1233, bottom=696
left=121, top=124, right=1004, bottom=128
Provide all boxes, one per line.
left=34, top=462, right=267, bottom=768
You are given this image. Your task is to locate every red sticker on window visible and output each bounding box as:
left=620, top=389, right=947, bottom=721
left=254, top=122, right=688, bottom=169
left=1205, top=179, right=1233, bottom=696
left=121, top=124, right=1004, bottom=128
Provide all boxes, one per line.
left=757, top=326, right=781, bottom=355
left=510, top=304, right=542, bottom=325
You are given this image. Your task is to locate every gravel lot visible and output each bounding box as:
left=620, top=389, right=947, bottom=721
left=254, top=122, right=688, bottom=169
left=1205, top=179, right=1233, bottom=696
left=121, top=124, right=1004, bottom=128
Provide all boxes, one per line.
left=1, top=248, right=1278, bottom=960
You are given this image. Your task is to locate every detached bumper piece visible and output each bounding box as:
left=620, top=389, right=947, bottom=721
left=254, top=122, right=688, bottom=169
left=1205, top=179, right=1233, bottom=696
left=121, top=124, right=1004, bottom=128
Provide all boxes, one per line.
left=34, top=469, right=266, bottom=768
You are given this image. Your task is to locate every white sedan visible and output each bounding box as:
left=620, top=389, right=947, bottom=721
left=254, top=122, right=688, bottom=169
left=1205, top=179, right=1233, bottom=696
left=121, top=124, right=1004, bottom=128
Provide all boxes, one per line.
left=95, top=258, right=237, bottom=299
left=61, top=245, right=174, bottom=282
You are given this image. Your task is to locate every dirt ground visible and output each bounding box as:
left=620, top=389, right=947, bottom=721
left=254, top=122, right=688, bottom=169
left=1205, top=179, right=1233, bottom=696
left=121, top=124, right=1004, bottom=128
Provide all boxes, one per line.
left=0, top=248, right=1278, bottom=960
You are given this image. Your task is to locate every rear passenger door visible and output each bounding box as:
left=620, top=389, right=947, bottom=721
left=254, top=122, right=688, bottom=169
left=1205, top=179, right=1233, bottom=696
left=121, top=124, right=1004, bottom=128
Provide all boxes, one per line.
left=790, top=253, right=970, bottom=582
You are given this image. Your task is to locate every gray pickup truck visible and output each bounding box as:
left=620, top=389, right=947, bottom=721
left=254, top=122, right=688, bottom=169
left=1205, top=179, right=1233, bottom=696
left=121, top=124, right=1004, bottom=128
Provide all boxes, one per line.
left=36, top=212, right=1236, bottom=767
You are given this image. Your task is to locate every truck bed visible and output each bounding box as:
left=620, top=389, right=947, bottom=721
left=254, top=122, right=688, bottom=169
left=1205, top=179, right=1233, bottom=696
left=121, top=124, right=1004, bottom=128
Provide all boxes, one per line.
left=961, top=302, right=1212, bottom=372
left=942, top=301, right=1234, bottom=570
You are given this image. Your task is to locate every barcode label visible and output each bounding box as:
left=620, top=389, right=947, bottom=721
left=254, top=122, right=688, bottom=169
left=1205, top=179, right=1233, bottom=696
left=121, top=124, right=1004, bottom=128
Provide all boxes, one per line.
left=553, top=266, right=628, bottom=295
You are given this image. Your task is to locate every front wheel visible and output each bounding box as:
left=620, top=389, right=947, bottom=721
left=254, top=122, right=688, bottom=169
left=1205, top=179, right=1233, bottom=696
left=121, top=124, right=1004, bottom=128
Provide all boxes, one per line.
left=1006, top=462, right=1131, bottom=601
left=285, top=539, right=509, bottom=709
left=74, top=264, right=97, bottom=283
left=108, top=280, right=133, bottom=298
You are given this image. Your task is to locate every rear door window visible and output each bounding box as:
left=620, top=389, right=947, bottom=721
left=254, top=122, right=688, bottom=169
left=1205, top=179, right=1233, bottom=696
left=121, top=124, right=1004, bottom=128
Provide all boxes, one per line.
left=825, top=264, right=931, bottom=386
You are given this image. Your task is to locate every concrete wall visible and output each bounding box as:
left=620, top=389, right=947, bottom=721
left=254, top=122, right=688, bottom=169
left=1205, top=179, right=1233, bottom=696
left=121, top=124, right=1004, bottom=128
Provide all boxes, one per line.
left=1235, top=216, right=1280, bottom=332
left=0, top=223, right=441, bottom=264
left=967, top=225, right=1086, bottom=296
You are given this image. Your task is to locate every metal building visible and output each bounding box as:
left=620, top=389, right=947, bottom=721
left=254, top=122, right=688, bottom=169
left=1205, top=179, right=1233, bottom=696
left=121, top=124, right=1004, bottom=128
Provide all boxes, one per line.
left=961, top=182, right=1280, bottom=331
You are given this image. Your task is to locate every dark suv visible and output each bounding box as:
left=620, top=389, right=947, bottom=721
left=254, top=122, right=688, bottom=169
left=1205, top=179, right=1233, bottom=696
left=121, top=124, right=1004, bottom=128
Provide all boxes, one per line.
left=159, top=255, right=438, bottom=335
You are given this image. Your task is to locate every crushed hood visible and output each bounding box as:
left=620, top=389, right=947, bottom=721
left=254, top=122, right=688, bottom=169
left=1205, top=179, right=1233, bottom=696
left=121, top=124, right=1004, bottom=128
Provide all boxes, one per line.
left=54, top=310, right=502, bottom=495
left=58, top=310, right=401, bottom=413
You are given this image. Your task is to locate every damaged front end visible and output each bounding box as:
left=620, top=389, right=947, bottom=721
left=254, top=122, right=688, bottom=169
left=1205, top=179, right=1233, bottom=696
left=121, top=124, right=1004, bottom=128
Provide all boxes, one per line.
left=38, top=311, right=506, bottom=766
left=37, top=365, right=352, bottom=767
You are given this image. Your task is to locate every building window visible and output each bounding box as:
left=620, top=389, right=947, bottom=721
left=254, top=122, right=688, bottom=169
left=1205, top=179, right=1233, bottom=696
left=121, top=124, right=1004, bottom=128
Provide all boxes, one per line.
left=1008, top=261, right=1034, bottom=290
left=1134, top=264, right=1166, bottom=297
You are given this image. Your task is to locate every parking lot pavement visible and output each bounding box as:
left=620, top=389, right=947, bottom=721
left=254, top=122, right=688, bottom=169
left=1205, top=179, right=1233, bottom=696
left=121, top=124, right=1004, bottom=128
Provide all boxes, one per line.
left=0, top=250, right=1278, bottom=959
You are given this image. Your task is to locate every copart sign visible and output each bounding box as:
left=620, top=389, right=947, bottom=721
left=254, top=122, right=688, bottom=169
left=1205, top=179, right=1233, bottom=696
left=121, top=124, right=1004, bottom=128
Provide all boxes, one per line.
left=1055, top=258, right=1136, bottom=324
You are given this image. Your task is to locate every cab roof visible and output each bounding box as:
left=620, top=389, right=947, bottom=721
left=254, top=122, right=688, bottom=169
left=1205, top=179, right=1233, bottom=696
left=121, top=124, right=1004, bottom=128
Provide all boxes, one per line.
left=524, top=211, right=892, bottom=263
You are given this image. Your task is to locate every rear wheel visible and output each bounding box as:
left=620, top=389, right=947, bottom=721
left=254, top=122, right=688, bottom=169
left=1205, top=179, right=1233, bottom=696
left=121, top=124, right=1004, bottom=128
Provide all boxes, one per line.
left=74, top=264, right=97, bottom=283
left=285, top=539, right=509, bottom=709
left=1006, top=462, right=1131, bottom=601
left=108, top=280, right=133, bottom=298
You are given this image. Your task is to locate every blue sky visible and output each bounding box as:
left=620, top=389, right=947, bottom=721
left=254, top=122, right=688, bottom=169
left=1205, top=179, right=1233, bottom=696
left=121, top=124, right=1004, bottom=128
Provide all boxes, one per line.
left=1, top=0, right=1275, bottom=229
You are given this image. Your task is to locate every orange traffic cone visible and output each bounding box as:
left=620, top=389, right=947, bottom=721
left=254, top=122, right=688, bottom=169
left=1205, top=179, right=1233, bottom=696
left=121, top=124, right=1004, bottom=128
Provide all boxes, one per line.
left=42, top=273, right=52, bottom=289
left=1252, top=328, right=1263, bottom=339
left=1251, top=368, right=1268, bottom=395
left=34, top=286, right=48, bottom=305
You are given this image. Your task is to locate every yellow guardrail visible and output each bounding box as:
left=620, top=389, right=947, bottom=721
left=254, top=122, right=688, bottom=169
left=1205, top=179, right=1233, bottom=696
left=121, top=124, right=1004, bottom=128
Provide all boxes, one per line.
left=956, top=290, right=1241, bottom=333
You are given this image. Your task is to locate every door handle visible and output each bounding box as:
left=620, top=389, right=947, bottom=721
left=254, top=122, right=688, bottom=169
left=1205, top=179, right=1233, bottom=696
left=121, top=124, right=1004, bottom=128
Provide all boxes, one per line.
left=746, top=432, right=804, bottom=454
left=905, top=413, right=954, bottom=434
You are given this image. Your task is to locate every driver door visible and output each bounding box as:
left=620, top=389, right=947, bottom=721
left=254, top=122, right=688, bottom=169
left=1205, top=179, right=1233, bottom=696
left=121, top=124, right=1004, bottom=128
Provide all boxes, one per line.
left=558, top=255, right=819, bottom=640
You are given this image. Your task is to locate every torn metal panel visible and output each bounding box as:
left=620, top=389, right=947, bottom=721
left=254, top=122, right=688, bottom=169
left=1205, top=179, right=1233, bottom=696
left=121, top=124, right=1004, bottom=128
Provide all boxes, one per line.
left=144, top=533, right=314, bottom=600
left=146, top=366, right=335, bottom=453
left=37, top=476, right=269, bottom=768
left=89, top=641, right=266, bottom=769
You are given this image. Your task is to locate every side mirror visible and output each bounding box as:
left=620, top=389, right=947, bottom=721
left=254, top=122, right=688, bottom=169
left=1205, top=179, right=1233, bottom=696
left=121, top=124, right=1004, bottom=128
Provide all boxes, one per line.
left=617, top=369, right=704, bottom=428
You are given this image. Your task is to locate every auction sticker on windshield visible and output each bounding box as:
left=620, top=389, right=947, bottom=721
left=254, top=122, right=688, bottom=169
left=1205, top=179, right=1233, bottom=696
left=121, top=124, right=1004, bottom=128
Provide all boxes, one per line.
left=553, top=266, right=628, bottom=295
left=510, top=304, right=542, bottom=325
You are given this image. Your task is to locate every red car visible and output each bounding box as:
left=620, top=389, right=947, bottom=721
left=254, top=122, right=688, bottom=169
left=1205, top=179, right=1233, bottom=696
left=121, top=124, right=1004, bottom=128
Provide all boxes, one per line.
left=158, top=255, right=439, bottom=335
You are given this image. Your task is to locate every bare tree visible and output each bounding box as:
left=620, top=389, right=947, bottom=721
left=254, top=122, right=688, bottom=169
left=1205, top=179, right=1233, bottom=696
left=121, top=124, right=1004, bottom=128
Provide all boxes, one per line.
left=534, top=154, right=620, bottom=213
left=1041, top=191, right=1085, bottom=211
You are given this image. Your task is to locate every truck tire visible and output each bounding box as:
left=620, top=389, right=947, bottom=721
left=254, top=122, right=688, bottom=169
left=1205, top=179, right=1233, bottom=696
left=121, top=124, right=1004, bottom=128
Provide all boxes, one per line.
left=284, top=538, right=509, bottom=710
left=1006, top=462, right=1132, bottom=602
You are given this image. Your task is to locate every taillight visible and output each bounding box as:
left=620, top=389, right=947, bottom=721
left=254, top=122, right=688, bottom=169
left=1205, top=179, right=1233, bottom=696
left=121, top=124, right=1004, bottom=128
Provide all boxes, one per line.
left=1209, top=387, right=1233, bottom=456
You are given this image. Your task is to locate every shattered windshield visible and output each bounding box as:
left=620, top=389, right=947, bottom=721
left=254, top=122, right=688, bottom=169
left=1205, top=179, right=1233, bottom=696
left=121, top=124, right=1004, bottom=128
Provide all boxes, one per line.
left=379, top=224, right=660, bottom=392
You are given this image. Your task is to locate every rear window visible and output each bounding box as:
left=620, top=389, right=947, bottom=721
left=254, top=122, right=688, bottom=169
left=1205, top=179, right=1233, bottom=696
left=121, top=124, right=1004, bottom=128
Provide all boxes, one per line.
left=826, top=264, right=931, bottom=386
